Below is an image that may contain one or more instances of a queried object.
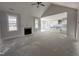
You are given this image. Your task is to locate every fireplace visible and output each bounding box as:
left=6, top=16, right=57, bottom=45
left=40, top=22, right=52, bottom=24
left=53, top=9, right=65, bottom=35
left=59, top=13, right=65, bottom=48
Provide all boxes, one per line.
left=24, top=27, right=32, bottom=35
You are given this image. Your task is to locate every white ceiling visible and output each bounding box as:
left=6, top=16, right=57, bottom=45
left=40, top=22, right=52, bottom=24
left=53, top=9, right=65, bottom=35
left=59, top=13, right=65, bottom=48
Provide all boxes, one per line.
left=52, top=2, right=79, bottom=9
left=0, top=2, right=50, bottom=17
left=0, top=2, right=78, bottom=17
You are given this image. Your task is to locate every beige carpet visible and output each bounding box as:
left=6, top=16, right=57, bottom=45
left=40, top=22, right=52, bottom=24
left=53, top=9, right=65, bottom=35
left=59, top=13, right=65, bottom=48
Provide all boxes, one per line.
left=1, top=31, right=78, bottom=56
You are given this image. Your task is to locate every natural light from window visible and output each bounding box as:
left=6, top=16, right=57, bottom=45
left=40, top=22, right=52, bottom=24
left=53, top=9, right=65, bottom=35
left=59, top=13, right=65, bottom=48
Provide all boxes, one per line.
left=8, top=15, right=17, bottom=31
left=35, top=18, right=39, bottom=29
left=41, top=12, right=67, bottom=33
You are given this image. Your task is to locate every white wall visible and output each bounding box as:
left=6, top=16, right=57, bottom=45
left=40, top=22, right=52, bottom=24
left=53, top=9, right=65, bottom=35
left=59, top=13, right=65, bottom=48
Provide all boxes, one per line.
left=73, top=8, right=79, bottom=55
left=20, top=12, right=34, bottom=35
left=0, top=22, right=1, bottom=41
left=0, top=2, right=50, bottom=38
left=0, top=23, right=3, bottom=51
left=0, top=3, right=35, bottom=52
left=0, top=11, right=34, bottom=40
left=76, top=9, right=79, bottom=40
left=0, top=11, right=22, bottom=40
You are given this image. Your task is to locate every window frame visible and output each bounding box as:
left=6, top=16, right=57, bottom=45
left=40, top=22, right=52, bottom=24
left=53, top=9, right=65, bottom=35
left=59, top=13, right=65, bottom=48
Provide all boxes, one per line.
left=35, top=18, right=39, bottom=29
left=7, top=14, right=18, bottom=32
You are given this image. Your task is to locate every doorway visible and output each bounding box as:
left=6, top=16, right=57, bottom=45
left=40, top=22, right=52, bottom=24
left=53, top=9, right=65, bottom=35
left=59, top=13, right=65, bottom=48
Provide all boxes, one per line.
left=41, top=12, right=67, bottom=36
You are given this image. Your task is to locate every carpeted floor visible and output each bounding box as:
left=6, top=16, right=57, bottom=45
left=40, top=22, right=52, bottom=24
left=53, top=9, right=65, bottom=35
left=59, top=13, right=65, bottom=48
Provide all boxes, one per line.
left=1, top=31, right=79, bottom=56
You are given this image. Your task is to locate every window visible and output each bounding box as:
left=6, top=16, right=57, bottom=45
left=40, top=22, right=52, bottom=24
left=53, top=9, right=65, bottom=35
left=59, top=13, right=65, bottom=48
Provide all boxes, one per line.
left=35, top=18, right=39, bottom=29
left=8, top=15, right=17, bottom=31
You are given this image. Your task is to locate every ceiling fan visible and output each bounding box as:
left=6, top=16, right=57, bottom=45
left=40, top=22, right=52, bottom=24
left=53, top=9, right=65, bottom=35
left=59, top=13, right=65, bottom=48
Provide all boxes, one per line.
left=32, top=2, right=45, bottom=8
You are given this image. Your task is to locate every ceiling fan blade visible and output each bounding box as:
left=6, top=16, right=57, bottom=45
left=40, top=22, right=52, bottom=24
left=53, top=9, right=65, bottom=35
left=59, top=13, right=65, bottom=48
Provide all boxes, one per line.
left=32, top=2, right=45, bottom=8
left=40, top=4, right=45, bottom=6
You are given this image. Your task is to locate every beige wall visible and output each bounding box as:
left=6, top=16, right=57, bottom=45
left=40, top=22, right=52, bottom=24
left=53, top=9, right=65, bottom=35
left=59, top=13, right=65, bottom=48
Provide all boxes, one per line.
left=42, top=4, right=77, bottom=40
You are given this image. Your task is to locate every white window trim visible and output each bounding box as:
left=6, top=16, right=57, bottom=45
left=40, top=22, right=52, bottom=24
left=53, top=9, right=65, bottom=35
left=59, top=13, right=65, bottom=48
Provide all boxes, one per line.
left=7, top=14, right=18, bottom=31
left=35, top=18, right=39, bottom=29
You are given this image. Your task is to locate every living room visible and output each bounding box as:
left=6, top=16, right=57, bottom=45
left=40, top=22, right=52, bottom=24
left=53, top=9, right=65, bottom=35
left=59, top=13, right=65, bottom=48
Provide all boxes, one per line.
left=0, top=2, right=79, bottom=56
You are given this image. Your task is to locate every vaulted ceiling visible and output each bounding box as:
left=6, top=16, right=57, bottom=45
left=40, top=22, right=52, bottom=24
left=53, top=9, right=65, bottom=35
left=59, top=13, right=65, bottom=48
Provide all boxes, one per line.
left=52, top=2, right=79, bottom=9
left=0, top=2, right=78, bottom=17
